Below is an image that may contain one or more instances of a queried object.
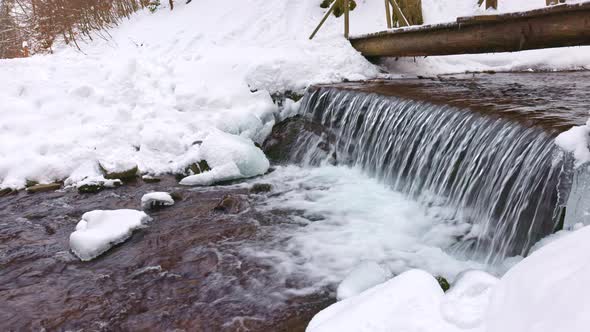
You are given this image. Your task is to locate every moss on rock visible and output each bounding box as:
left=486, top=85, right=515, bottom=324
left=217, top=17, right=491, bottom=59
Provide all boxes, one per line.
left=435, top=275, right=450, bottom=292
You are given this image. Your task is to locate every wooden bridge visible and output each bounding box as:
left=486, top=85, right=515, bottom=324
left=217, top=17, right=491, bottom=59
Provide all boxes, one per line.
left=312, top=1, right=590, bottom=58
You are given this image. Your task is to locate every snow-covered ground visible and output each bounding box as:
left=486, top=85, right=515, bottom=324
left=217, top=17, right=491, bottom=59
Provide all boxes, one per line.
left=1, top=0, right=589, bottom=189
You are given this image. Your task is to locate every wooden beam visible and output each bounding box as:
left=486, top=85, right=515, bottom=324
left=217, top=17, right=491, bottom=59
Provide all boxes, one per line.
left=389, top=0, right=410, bottom=27
left=309, top=1, right=338, bottom=40
left=349, top=2, right=590, bottom=57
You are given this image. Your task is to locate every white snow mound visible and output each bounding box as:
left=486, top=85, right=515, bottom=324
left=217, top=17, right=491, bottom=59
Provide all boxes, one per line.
left=336, top=261, right=391, bottom=301
left=307, top=269, right=450, bottom=332
left=141, top=192, right=175, bottom=209
left=180, top=131, right=269, bottom=186
left=69, top=209, right=151, bottom=261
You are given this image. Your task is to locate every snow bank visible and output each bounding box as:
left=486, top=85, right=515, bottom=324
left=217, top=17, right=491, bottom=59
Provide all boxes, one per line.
left=486, top=224, right=590, bottom=332
left=336, top=261, right=391, bottom=301
left=555, top=118, right=590, bottom=166
left=69, top=209, right=150, bottom=261
left=308, top=269, right=452, bottom=332
left=179, top=131, right=269, bottom=186
left=0, top=0, right=378, bottom=189
left=141, top=192, right=175, bottom=209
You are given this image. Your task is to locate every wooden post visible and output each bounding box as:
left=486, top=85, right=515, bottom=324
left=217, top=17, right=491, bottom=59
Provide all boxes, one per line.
left=344, top=0, right=350, bottom=38
left=385, top=0, right=392, bottom=29
left=486, top=0, right=497, bottom=10
left=309, top=1, right=338, bottom=40
left=390, top=0, right=410, bottom=27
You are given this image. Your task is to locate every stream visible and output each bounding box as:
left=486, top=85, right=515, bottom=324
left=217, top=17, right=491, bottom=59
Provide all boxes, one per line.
left=0, top=71, right=588, bottom=331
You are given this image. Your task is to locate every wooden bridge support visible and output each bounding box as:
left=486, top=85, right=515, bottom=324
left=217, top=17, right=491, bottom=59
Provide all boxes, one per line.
left=350, top=2, right=590, bottom=57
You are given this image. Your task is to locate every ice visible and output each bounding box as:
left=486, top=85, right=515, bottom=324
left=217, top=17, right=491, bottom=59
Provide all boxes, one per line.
left=69, top=209, right=151, bottom=261
left=441, top=270, right=499, bottom=329
left=307, top=269, right=452, bottom=332
left=180, top=131, right=269, bottom=186
left=141, top=192, right=175, bottom=209
left=336, top=261, right=391, bottom=301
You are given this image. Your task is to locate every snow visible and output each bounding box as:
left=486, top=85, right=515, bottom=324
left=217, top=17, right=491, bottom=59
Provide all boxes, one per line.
left=179, top=131, right=269, bottom=186
left=307, top=224, right=590, bottom=332
left=69, top=209, right=151, bottom=261
left=308, top=269, right=452, bottom=332
left=141, top=192, right=175, bottom=209
left=485, top=224, right=590, bottom=332
left=441, top=270, right=498, bottom=329
left=555, top=118, right=590, bottom=166
left=336, top=261, right=391, bottom=301
left=0, top=1, right=588, bottom=189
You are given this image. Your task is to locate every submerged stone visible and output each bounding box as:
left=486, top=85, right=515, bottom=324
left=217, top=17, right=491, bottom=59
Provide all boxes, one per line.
left=250, top=183, right=272, bottom=194
left=213, top=195, right=242, bottom=214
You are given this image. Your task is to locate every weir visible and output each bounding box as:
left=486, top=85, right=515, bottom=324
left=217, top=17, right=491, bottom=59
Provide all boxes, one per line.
left=289, top=84, right=576, bottom=264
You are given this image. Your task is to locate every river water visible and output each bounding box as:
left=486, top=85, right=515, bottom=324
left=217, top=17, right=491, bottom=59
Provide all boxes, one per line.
left=0, top=72, right=588, bottom=331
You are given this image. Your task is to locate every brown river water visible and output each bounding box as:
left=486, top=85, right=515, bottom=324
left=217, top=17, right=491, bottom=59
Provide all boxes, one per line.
left=0, top=71, right=588, bottom=331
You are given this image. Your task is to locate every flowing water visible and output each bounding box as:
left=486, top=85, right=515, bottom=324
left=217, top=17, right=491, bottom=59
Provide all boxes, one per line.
left=1, top=72, right=588, bottom=330
left=292, top=88, right=569, bottom=264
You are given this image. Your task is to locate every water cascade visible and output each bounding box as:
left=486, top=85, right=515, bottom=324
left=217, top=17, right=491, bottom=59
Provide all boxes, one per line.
left=291, top=87, right=570, bottom=264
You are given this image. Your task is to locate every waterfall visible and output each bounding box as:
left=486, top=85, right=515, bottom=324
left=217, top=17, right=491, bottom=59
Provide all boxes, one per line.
left=291, top=87, right=570, bottom=264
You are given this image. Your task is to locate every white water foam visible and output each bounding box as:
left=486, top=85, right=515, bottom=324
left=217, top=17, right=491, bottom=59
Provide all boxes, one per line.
left=242, top=165, right=486, bottom=295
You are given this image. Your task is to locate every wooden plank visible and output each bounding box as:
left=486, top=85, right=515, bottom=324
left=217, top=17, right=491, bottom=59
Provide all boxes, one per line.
left=309, top=1, right=338, bottom=40
left=350, top=2, right=590, bottom=57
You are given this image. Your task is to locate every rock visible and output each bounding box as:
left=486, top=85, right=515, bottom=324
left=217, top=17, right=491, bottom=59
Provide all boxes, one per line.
left=141, top=192, right=175, bottom=210
left=213, top=195, right=242, bottom=214
left=250, top=183, right=272, bottom=194
left=170, top=192, right=183, bottom=202
left=187, top=160, right=211, bottom=175
left=142, top=175, right=161, bottom=183
left=78, top=183, right=104, bottom=194
left=271, top=90, right=304, bottom=107
left=177, top=160, right=212, bottom=181
left=25, top=180, right=39, bottom=188
left=435, top=275, right=451, bottom=292
left=100, top=164, right=139, bottom=181
left=26, top=183, right=62, bottom=193
left=0, top=188, right=16, bottom=197
left=263, top=115, right=332, bottom=164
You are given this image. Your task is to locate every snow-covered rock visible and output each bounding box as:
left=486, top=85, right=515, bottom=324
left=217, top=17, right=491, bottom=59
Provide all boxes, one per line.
left=180, top=131, right=269, bottom=186
left=141, top=192, right=175, bottom=209
left=307, top=269, right=452, bottom=332
left=69, top=209, right=151, bottom=261
left=555, top=118, right=590, bottom=166
left=336, top=261, right=391, bottom=301
left=485, top=224, right=590, bottom=332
